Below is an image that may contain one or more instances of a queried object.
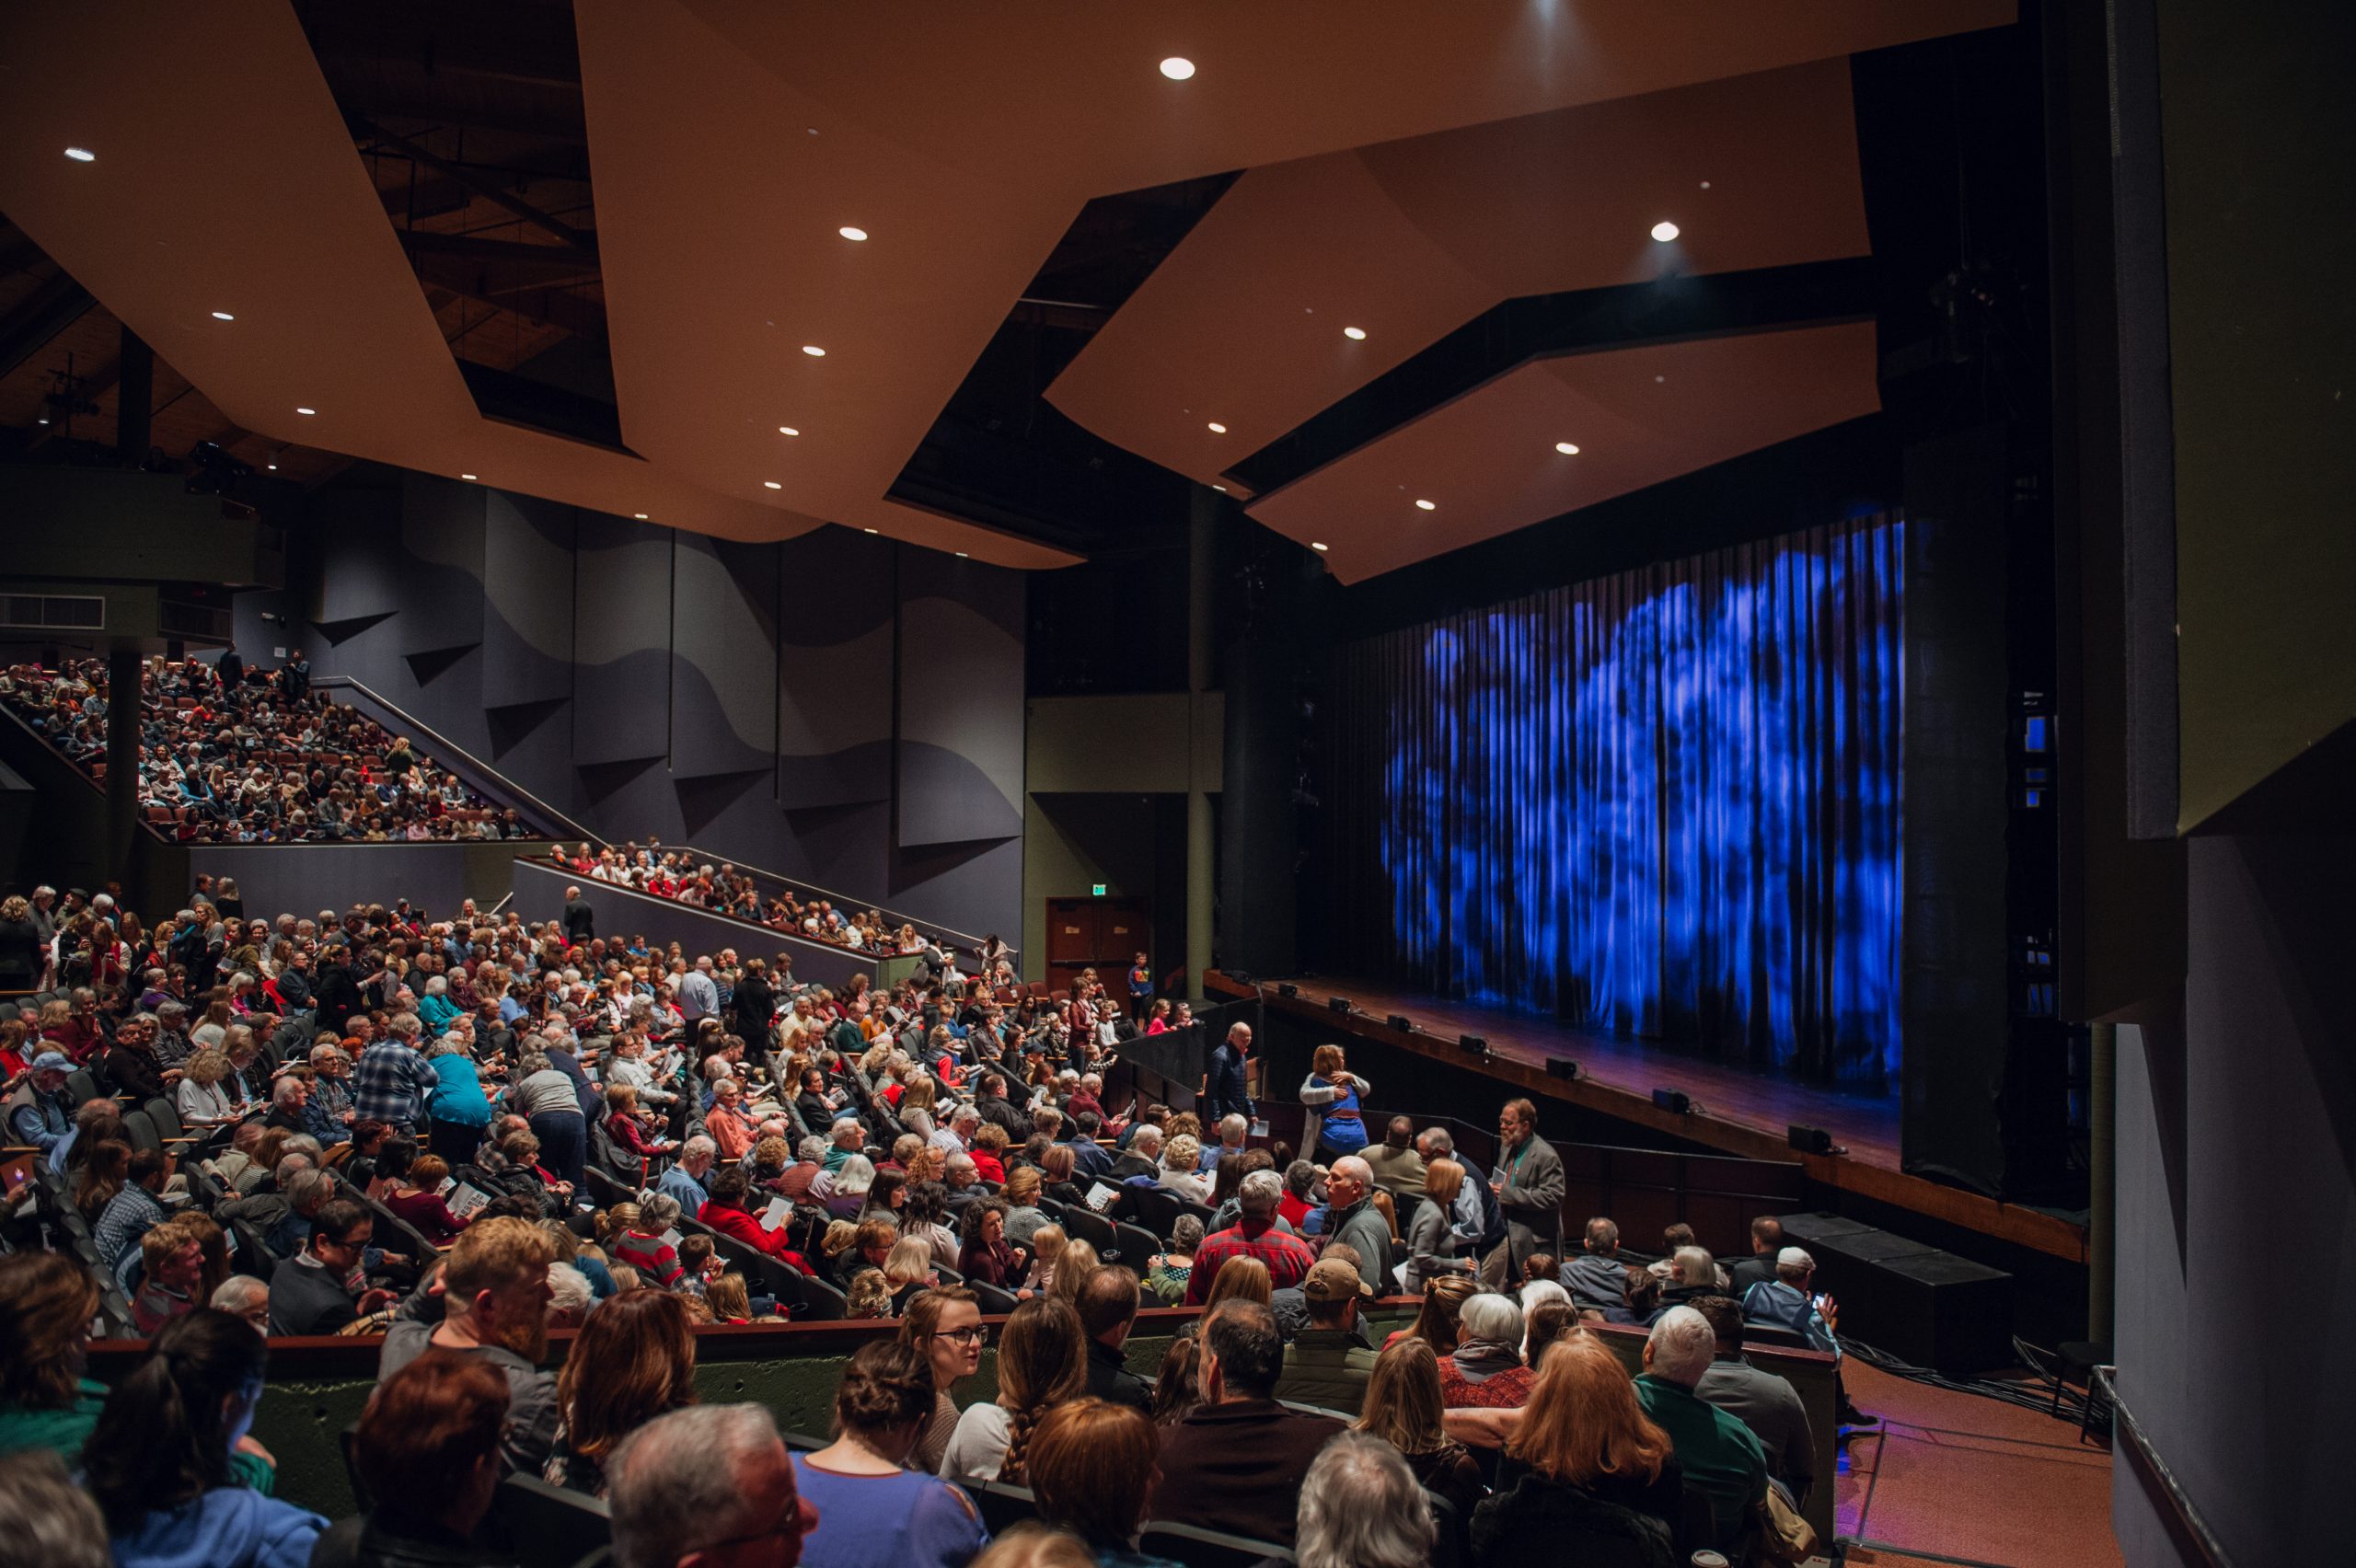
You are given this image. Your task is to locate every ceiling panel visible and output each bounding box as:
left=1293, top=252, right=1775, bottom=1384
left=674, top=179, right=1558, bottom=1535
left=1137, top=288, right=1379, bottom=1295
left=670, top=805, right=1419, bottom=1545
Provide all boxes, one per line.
left=1247, top=321, right=1884, bottom=584
left=1047, top=58, right=1872, bottom=491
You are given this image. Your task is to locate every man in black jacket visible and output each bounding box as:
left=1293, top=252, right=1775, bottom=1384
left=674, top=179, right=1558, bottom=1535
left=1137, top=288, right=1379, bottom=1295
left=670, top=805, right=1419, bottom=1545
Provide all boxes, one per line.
left=312, top=953, right=363, bottom=1037
left=560, top=887, right=595, bottom=945
left=1076, top=1264, right=1153, bottom=1412
left=972, top=1072, right=1033, bottom=1141
left=1202, top=1021, right=1255, bottom=1124
left=268, top=1199, right=387, bottom=1335
left=1726, top=1216, right=1784, bottom=1297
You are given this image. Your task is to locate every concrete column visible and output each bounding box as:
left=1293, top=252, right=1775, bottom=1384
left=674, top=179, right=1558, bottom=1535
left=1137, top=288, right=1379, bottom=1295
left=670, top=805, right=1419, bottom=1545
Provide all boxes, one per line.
left=2089, top=1020, right=2116, bottom=1345
left=103, top=645, right=142, bottom=883
left=1185, top=487, right=1218, bottom=997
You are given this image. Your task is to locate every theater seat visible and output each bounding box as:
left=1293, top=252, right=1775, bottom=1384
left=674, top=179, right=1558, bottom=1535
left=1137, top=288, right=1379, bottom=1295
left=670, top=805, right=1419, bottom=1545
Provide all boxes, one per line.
left=1138, top=1520, right=1296, bottom=1568
left=494, top=1474, right=611, bottom=1568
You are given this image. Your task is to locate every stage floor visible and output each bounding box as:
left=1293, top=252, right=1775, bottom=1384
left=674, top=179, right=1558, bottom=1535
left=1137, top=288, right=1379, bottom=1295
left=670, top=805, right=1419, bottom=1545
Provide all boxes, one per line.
left=1217, top=971, right=2085, bottom=1262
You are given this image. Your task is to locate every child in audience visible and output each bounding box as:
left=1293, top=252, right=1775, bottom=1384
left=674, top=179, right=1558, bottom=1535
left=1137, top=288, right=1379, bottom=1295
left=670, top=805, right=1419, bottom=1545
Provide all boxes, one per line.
left=1022, top=1226, right=1067, bottom=1295
left=674, top=1234, right=718, bottom=1298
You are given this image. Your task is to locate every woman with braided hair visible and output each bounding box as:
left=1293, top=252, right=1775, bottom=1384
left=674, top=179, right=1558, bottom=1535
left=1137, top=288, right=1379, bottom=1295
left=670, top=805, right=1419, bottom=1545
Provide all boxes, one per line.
left=938, top=1294, right=1085, bottom=1485
left=791, top=1340, right=988, bottom=1568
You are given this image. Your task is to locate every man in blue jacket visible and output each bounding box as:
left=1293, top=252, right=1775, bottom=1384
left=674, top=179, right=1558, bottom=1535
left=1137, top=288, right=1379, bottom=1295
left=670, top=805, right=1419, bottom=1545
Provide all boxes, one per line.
left=1202, top=1021, right=1255, bottom=1124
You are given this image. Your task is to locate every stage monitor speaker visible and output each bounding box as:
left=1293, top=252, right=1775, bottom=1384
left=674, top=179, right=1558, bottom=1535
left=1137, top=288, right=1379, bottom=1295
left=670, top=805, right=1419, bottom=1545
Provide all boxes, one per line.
left=1788, top=1124, right=1835, bottom=1156
left=1777, top=1213, right=2013, bottom=1374
left=1328, top=996, right=1352, bottom=1013
left=1277, top=983, right=1299, bottom=998
left=1459, top=1034, right=1488, bottom=1056
left=1545, top=1058, right=1580, bottom=1081
left=1229, top=970, right=1253, bottom=986
left=1386, top=1014, right=1413, bottom=1032
left=1652, top=1089, right=1692, bottom=1114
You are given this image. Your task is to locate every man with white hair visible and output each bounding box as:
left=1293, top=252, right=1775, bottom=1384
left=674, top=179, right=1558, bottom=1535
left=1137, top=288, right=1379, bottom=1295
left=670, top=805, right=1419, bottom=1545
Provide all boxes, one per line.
left=1293, top=1432, right=1435, bottom=1568
left=678, top=955, right=720, bottom=1023
left=1189, top=1168, right=1318, bottom=1305
left=1741, top=1245, right=1841, bottom=1357
left=1637, top=1304, right=1767, bottom=1555
left=1109, top=1123, right=1161, bottom=1182
left=1320, top=1155, right=1396, bottom=1291
left=1198, top=1111, right=1251, bottom=1172
left=937, top=1103, right=980, bottom=1159
left=607, top=1404, right=817, bottom=1568
left=659, top=1135, right=719, bottom=1214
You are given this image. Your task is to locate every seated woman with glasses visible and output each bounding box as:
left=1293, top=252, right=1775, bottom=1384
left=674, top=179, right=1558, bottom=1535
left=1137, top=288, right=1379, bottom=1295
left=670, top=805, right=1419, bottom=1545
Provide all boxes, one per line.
left=898, top=1286, right=986, bottom=1474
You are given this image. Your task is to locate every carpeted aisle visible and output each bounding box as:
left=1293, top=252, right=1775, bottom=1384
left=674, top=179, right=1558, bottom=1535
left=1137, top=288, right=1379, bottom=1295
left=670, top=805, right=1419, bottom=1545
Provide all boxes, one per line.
left=1833, top=1360, right=2122, bottom=1568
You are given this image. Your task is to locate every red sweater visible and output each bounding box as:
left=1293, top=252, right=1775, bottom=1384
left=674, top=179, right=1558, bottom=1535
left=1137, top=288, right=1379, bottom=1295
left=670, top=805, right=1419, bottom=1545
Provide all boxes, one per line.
left=697, top=1199, right=812, bottom=1273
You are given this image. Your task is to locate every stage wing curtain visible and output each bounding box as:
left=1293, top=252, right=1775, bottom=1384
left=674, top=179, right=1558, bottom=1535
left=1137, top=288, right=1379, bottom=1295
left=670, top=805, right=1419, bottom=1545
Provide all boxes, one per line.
left=1318, top=513, right=1903, bottom=1085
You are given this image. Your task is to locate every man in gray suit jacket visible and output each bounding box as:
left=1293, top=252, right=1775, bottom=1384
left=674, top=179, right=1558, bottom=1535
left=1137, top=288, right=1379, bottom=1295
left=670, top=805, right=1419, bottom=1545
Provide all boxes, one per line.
left=1483, top=1097, right=1565, bottom=1286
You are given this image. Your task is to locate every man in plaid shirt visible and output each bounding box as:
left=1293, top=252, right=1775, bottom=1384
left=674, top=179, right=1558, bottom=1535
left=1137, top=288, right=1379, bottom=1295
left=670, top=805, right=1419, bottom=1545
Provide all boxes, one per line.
left=1185, top=1168, right=1317, bottom=1305
left=351, top=1022, right=436, bottom=1131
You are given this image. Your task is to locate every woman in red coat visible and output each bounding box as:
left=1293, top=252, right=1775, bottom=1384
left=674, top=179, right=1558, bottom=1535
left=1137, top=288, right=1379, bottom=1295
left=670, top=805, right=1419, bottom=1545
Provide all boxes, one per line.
left=696, top=1164, right=812, bottom=1274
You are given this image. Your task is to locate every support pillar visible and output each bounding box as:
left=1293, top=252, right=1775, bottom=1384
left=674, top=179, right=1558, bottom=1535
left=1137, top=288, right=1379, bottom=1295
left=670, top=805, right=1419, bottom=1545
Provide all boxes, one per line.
left=103, top=645, right=142, bottom=884
left=2089, top=1020, right=2116, bottom=1344
left=116, top=326, right=152, bottom=465
left=1185, top=487, right=1218, bottom=997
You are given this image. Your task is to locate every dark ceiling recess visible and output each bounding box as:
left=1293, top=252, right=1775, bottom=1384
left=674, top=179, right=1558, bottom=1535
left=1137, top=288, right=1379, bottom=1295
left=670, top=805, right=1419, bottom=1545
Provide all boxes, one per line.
left=296, top=0, right=626, bottom=451
left=892, top=173, right=1242, bottom=558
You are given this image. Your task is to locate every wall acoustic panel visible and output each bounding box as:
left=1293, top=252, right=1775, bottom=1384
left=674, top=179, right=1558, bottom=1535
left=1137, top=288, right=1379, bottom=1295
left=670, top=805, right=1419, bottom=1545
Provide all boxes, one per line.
left=777, top=528, right=893, bottom=809
left=896, top=548, right=1024, bottom=847
left=572, top=513, right=675, bottom=767
left=672, top=535, right=779, bottom=779
left=395, top=470, right=488, bottom=658
left=479, top=491, right=577, bottom=711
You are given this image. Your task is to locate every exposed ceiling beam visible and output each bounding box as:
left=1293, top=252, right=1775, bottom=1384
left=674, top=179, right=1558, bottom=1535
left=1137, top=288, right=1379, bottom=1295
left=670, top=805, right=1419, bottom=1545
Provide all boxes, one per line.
left=357, top=121, right=595, bottom=257
left=416, top=273, right=605, bottom=341
left=392, top=228, right=597, bottom=277
left=0, top=271, right=95, bottom=381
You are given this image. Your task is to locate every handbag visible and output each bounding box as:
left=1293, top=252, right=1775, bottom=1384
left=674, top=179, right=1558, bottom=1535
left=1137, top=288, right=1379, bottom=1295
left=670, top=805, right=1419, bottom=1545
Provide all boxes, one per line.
left=1753, top=1482, right=1819, bottom=1564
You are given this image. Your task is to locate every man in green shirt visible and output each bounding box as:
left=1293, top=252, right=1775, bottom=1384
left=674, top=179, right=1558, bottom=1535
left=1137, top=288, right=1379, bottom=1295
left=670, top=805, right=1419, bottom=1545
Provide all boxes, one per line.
left=1275, top=1259, right=1381, bottom=1415
left=1635, top=1304, right=1767, bottom=1556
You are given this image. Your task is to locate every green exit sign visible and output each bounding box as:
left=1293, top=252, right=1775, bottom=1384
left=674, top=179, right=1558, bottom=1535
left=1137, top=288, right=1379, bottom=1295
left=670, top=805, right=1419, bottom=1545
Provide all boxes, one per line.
left=1091, top=883, right=1106, bottom=897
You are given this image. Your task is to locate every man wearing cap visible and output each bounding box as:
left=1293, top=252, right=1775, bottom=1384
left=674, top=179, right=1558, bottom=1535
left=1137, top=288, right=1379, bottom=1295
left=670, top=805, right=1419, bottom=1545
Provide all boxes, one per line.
left=1741, top=1246, right=1841, bottom=1357
left=5, top=1052, right=76, bottom=1153
left=1187, top=1169, right=1318, bottom=1305
left=1274, top=1259, right=1380, bottom=1415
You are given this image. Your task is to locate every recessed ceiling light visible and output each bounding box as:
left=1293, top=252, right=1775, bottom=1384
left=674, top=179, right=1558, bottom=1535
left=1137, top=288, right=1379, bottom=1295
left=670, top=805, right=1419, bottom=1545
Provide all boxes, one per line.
left=862, top=527, right=879, bottom=535
left=838, top=226, right=868, bottom=242
left=1655, top=375, right=1667, bottom=384
left=802, top=345, right=826, bottom=357
left=1555, top=442, right=1580, bottom=455
left=1415, top=499, right=1437, bottom=511
left=1159, top=57, right=1195, bottom=80
left=64, top=147, right=95, bottom=163
left=1207, top=421, right=1226, bottom=433
left=1343, top=326, right=1367, bottom=340
left=1650, top=221, right=1680, bottom=243
left=211, top=311, right=235, bottom=321
left=780, top=426, right=800, bottom=436
left=955, top=551, right=969, bottom=558
left=461, top=473, right=478, bottom=481
left=1311, top=542, right=1330, bottom=553
left=266, top=463, right=276, bottom=471
left=634, top=513, right=649, bottom=520
left=1699, top=180, right=1712, bottom=190
left=763, top=480, right=782, bottom=490
left=1211, top=485, right=1228, bottom=493
left=295, top=407, right=317, bottom=416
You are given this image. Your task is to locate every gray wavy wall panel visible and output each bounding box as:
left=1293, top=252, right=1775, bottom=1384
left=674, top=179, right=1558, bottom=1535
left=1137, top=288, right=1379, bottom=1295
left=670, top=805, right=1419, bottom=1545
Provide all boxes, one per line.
left=480, top=492, right=576, bottom=711
left=777, top=528, right=893, bottom=810
left=572, top=513, right=674, bottom=768
left=896, top=549, right=1025, bottom=847
left=278, top=473, right=1024, bottom=943
left=671, top=535, right=778, bottom=780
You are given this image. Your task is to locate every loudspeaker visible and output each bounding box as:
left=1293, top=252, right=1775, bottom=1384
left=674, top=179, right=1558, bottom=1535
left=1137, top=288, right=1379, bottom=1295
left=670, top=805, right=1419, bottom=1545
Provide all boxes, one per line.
left=1277, top=983, right=1299, bottom=998
left=1459, top=1034, right=1488, bottom=1056
left=1229, top=970, right=1253, bottom=986
left=1787, top=1124, right=1835, bottom=1156
left=1545, top=1058, right=1580, bottom=1081
left=1652, top=1089, right=1692, bottom=1114
left=1386, top=1014, right=1413, bottom=1032
left=1328, top=997, right=1351, bottom=1013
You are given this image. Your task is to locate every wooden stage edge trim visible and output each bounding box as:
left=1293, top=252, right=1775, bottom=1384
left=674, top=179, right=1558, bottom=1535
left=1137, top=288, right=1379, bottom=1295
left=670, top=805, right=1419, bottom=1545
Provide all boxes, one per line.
left=1206, top=972, right=2087, bottom=1264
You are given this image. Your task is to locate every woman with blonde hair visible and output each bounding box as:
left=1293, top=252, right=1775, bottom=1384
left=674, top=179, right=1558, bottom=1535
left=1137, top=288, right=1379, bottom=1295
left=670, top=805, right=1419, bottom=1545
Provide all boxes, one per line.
left=1047, top=1238, right=1098, bottom=1306
left=1472, top=1336, right=1683, bottom=1562
left=1156, top=1134, right=1211, bottom=1204
left=941, top=1293, right=1086, bottom=1485
left=1299, top=1042, right=1372, bottom=1163
left=883, top=1235, right=938, bottom=1315
left=175, top=1048, right=243, bottom=1129
left=1356, top=1338, right=1485, bottom=1520
left=1388, top=1273, right=1478, bottom=1354
left=1201, top=1253, right=1272, bottom=1310
left=1406, top=1159, right=1472, bottom=1290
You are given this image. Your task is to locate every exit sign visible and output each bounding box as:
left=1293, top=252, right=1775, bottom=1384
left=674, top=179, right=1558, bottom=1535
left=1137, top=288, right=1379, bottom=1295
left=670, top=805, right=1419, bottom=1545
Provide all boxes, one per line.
left=1091, top=883, right=1106, bottom=897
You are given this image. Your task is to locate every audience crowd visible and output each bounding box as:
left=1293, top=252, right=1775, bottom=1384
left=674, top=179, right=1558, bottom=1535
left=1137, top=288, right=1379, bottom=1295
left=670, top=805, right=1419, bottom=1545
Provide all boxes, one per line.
left=0, top=878, right=1843, bottom=1568
left=1, top=655, right=537, bottom=845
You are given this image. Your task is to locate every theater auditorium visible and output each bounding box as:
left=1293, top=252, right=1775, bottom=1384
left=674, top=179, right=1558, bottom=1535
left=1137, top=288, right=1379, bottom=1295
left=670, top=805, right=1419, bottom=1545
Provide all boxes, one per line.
left=0, top=5, right=2341, bottom=1566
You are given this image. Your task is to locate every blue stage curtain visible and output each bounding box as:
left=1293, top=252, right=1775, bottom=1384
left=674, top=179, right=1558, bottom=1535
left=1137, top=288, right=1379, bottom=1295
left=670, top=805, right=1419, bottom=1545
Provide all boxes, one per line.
left=1322, top=513, right=1903, bottom=1085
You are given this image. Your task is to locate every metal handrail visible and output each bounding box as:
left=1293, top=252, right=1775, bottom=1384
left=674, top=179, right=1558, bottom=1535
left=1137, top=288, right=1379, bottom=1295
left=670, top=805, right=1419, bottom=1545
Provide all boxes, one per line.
left=652, top=839, right=1011, bottom=959
left=312, top=674, right=596, bottom=845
